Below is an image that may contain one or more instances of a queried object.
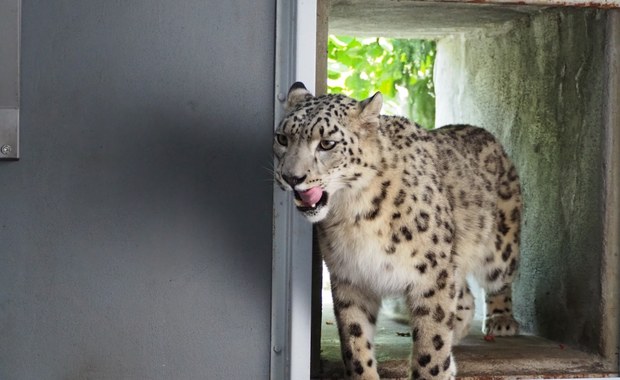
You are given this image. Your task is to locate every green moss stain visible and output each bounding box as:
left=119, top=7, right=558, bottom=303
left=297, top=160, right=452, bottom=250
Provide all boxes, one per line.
left=435, top=9, right=606, bottom=352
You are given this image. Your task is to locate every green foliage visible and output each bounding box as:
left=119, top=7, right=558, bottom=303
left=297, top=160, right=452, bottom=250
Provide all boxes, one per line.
left=327, top=35, right=436, bottom=129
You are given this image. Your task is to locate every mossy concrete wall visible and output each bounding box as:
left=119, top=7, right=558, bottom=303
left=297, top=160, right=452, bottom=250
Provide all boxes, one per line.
left=435, top=9, right=608, bottom=353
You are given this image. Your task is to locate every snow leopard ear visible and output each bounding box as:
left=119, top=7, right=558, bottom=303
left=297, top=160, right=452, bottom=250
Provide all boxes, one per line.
left=286, top=82, right=313, bottom=111
left=358, top=92, right=383, bottom=128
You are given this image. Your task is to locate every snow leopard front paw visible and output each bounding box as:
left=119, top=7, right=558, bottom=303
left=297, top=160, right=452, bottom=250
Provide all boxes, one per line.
left=484, top=315, right=519, bottom=336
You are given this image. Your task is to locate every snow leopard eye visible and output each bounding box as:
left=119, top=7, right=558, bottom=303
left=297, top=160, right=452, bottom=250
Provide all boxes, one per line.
left=318, top=140, right=337, bottom=151
left=275, top=133, right=288, bottom=147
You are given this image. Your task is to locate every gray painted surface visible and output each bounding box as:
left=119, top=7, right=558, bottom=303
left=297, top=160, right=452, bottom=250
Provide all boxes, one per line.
left=0, top=1, right=275, bottom=379
left=436, top=9, right=607, bottom=353
left=0, top=0, right=19, bottom=107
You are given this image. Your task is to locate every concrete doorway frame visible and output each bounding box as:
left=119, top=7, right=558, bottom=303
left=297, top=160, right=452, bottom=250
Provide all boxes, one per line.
left=271, top=2, right=620, bottom=379
left=270, top=1, right=318, bottom=380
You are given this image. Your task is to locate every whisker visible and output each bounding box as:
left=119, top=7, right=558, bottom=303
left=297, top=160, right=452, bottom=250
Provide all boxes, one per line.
left=263, top=166, right=276, bottom=175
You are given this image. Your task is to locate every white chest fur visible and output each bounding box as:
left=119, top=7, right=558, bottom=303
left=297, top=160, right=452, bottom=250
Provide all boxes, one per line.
left=320, top=220, right=417, bottom=298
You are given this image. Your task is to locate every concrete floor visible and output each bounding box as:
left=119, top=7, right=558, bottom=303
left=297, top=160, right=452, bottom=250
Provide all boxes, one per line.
left=318, top=289, right=617, bottom=379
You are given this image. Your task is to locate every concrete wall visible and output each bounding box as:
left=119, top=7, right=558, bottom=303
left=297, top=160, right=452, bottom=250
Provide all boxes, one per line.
left=0, top=1, right=275, bottom=379
left=435, top=9, right=608, bottom=352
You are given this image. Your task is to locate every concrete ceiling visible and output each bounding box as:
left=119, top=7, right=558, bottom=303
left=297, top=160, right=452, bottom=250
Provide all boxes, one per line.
left=329, top=0, right=551, bottom=38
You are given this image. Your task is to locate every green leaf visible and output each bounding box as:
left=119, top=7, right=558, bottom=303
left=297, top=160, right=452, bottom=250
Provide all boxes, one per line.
left=368, top=43, right=383, bottom=58
left=378, top=80, right=395, bottom=97
left=328, top=71, right=341, bottom=80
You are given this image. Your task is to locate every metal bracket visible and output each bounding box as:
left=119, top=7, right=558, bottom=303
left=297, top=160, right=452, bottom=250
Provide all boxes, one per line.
left=0, top=0, right=20, bottom=161
left=0, top=109, right=19, bottom=160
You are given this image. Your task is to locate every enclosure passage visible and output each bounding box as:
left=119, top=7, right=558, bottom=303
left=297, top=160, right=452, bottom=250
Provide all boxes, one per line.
left=312, top=1, right=619, bottom=378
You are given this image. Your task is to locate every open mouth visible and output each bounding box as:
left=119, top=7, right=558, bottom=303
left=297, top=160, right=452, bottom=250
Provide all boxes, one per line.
left=293, top=187, right=329, bottom=212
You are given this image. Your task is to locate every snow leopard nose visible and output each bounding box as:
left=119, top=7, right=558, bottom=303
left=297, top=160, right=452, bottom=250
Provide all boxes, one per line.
left=282, top=174, right=307, bottom=188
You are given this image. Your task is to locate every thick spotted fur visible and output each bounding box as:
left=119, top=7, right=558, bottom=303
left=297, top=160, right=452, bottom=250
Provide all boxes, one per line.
left=273, top=83, right=521, bottom=380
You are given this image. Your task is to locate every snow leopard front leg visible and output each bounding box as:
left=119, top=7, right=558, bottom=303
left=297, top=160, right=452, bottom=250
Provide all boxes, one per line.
left=406, top=268, right=458, bottom=380
left=331, top=276, right=381, bottom=380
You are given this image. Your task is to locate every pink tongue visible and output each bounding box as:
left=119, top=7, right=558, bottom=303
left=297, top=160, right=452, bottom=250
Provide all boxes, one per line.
left=298, top=187, right=323, bottom=207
